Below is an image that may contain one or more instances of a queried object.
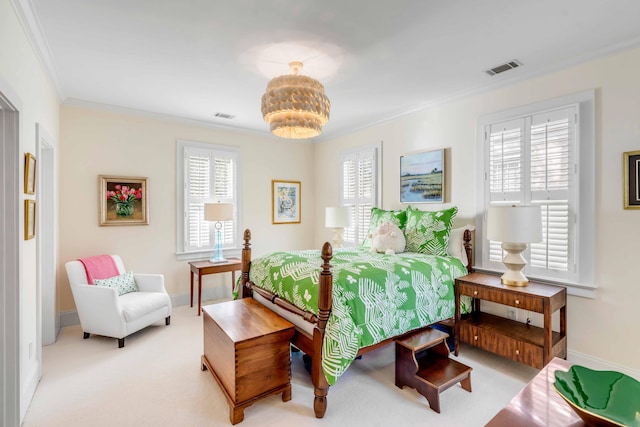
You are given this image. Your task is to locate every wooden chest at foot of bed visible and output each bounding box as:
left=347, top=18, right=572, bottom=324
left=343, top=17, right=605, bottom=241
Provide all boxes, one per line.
left=201, top=298, right=295, bottom=424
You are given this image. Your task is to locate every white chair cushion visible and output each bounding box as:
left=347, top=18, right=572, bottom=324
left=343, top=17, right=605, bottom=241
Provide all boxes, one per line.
left=120, top=291, right=170, bottom=322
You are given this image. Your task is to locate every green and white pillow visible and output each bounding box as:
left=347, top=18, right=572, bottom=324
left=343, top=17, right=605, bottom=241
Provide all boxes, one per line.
left=362, top=207, right=408, bottom=247
left=404, top=206, right=458, bottom=255
left=94, top=271, right=138, bottom=296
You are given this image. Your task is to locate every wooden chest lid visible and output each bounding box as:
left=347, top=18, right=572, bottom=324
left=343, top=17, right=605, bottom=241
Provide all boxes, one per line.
left=202, top=298, right=294, bottom=343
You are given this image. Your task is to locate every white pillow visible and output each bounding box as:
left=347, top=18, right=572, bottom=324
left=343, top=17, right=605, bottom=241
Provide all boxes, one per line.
left=447, top=225, right=475, bottom=266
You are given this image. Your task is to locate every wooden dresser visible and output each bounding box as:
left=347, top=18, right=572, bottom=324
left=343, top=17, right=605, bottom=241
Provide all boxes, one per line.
left=454, top=273, right=567, bottom=369
left=201, top=299, right=295, bottom=424
left=486, top=358, right=584, bottom=426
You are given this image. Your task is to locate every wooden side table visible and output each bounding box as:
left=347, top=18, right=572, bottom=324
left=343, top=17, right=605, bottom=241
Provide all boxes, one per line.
left=455, top=273, right=567, bottom=369
left=201, top=299, right=295, bottom=424
left=189, top=258, right=242, bottom=315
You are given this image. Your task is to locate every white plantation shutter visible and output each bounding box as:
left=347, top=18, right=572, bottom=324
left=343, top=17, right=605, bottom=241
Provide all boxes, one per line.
left=186, top=152, right=211, bottom=249
left=483, top=106, right=576, bottom=282
left=341, top=145, right=380, bottom=245
left=487, top=119, right=524, bottom=264
left=179, top=142, right=239, bottom=254
left=528, top=110, right=573, bottom=275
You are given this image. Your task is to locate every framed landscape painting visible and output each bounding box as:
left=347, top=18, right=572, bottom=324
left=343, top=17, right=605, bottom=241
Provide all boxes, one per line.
left=99, top=175, right=149, bottom=226
left=272, top=180, right=301, bottom=224
left=400, top=149, right=445, bottom=203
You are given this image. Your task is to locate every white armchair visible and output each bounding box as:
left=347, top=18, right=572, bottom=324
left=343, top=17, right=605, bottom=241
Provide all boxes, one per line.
left=65, top=255, right=172, bottom=348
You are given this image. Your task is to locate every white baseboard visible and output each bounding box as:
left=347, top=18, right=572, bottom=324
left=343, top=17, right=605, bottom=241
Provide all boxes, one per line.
left=20, top=362, right=40, bottom=421
left=59, top=287, right=231, bottom=327
left=59, top=310, right=79, bottom=327
left=568, top=349, right=640, bottom=380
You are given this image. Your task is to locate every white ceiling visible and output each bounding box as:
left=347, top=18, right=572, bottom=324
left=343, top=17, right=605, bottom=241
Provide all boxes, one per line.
left=26, top=0, right=640, bottom=141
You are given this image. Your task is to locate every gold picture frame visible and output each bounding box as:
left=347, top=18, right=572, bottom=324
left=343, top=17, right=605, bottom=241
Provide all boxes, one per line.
left=272, top=180, right=301, bottom=224
left=24, top=199, right=36, bottom=240
left=99, top=175, right=149, bottom=226
left=24, top=153, right=36, bottom=194
left=623, top=150, right=640, bottom=209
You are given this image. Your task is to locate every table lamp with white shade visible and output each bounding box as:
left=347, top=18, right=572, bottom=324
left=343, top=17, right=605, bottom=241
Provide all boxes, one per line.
left=325, top=206, right=352, bottom=248
left=486, top=205, right=542, bottom=286
left=204, top=202, right=234, bottom=264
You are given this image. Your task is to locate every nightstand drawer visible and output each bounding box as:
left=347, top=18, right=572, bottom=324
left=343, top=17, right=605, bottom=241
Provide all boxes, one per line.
left=459, top=321, right=543, bottom=369
left=457, top=282, right=543, bottom=312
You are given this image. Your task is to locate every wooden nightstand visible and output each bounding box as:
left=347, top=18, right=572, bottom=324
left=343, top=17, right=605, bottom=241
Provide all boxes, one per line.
left=454, top=273, right=567, bottom=369
left=189, top=258, right=242, bottom=315
left=201, top=299, right=295, bottom=424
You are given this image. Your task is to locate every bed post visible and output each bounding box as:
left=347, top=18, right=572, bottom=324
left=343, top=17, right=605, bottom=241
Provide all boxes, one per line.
left=463, top=229, right=473, bottom=273
left=241, top=229, right=252, bottom=298
left=312, top=242, right=333, bottom=418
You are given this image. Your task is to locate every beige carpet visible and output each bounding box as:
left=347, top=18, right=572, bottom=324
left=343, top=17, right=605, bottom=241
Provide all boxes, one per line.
left=23, top=301, right=537, bottom=427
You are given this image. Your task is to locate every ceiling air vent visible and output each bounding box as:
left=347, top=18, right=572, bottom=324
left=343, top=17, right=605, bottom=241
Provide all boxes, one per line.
left=485, top=60, right=522, bottom=76
left=213, top=112, right=235, bottom=119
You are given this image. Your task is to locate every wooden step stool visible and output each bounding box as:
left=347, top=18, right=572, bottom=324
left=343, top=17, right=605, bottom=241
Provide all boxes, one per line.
left=201, top=298, right=295, bottom=424
left=395, top=326, right=472, bottom=413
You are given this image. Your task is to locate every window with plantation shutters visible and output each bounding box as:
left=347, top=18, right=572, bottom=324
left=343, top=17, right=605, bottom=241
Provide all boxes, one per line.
left=340, top=144, right=381, bottom=246
left=485, top=108, right=574, bottom=281
left=478, top=91, right=596, bottom=295
left=177, top=140, right=240, bottom=257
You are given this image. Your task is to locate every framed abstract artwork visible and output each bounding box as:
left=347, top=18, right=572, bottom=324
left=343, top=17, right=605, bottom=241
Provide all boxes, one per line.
left=24, top=152, right=36, bottom=194
left=272, top=180, right=301, bottom=224
left=624, top=150, right=640, bottom=209
left=400, top=149, right=445, bottom=203
left=99, top=175, right=149, bottom=226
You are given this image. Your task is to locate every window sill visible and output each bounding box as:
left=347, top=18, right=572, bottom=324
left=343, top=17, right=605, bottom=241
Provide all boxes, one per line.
left=176, top=248, right=241, bottom=262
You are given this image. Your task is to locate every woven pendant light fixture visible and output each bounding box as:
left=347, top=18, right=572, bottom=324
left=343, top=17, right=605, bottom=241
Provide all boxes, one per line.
left=261, top=61, right=330, bottom=139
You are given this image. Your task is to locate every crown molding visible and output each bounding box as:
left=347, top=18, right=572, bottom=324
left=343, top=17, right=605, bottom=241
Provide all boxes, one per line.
left=317, top=36, right=640, bottom=143
left=10, top=0, right=64, bottom=100
left=63, top=97, right=276, bottom=139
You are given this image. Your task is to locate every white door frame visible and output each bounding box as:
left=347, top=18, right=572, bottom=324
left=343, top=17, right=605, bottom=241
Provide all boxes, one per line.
left=37, top=124, right=57, bottom=347
left=0, top=87, right=22, bottom=427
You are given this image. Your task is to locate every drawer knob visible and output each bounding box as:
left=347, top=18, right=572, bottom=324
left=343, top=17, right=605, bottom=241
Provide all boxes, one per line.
left=515, top=349, right=520, bottom=355
left=474, top=291, right=478, bottom=296
left=515, top=299, right=520, bottom=305
left=474, top=335, right=478, bottom=341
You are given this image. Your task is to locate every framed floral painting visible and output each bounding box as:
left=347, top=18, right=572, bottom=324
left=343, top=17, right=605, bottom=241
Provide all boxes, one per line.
left=99, top=175, right=149, bottom=226
left=272, top=180, right=301, bottom=224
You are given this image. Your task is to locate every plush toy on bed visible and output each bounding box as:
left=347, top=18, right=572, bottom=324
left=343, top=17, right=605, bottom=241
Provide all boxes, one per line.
left=370, top=222, right=406, bottom=255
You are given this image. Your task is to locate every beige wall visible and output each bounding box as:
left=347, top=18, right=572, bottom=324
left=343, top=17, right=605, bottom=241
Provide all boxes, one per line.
left=1, top=0, right=61, bottom=418
left=58, top=106, right=315, bottom=311
left=315, top=47, right=640, bottom=372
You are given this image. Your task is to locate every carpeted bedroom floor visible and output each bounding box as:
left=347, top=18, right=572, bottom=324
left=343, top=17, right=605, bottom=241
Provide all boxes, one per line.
left=22, top=300, right=538, bottom=427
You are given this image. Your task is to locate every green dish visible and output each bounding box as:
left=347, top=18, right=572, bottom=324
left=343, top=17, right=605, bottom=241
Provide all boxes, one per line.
left=554, top=365, right=640, bottom=427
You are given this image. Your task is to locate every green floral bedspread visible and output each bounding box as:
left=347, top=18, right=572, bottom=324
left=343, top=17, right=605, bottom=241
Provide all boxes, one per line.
left=247, top=247, right=467, bottom=385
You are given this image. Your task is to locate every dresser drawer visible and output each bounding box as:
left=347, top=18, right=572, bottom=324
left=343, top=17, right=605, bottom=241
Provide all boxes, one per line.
left=457, top=282, right=543, bottom=312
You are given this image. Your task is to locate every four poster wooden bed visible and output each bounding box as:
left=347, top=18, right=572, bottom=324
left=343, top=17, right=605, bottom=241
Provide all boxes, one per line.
left=239, top=228, right=473, bottom=418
